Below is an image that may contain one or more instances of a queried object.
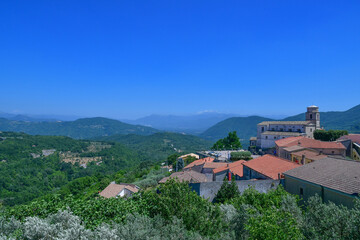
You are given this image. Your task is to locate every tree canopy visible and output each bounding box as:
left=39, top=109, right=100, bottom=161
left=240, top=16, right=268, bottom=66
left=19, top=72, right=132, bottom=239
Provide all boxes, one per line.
left=314, top=129, right=348, bottom=141
left=211, top=131, right=242, bottom=150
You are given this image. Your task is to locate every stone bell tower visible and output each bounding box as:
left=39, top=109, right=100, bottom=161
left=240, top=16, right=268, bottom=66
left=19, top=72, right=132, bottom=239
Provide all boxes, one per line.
left=306, top=105, right=320, bottom=129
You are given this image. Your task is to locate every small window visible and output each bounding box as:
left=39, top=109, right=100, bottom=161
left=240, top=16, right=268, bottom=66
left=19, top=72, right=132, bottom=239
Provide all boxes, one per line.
left=289, top=129, right=292, bottom=132
left=310, top=128, right=313, bottom=132
left=332, top=151, right=335, bottom=154
left=280, top=128, right=283, bottom=131
left=274, top=136, right=277, bottom=139
left=300, top=187, right=304, bottom=196
left=310, top=114, right=313, bottom=119
left=265, top=136, right=268, bottom=139
left=261, top=127, right=264, bottom=132
left=271, top=128, right=275, bottom=131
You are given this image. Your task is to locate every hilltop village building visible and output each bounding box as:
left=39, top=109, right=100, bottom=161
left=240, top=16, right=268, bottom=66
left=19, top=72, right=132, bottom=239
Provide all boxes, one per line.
left=253, top=106, right=321, bottom=149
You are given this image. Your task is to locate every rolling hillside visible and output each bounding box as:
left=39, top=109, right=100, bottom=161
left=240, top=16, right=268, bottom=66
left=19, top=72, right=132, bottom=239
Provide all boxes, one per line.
left=0, top=117, right=159, bottom=139
left=200, top=116, right=273, bottom=147
left=0, top=131, right=145, bottom=206
left=94, top=132, right=212, bottom=162
left=283, top=104, right=360, bottom=132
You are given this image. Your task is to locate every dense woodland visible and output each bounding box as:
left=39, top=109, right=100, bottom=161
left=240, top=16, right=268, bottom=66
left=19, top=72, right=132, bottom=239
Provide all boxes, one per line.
left=0, top=132, right=173, bottom=206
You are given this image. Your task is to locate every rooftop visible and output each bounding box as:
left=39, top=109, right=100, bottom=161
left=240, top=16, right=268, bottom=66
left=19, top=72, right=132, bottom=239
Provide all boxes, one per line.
left=203, top=162, right=228, bottom=169
left=292, top=149, right=328, bottom=161
left=284, top=158, right=360, bottom=195
left=258, top=121, right=312, bottom=126
left=213, top=160, right=246, bottom=177
left=99, top=183, right=139, bottom=198
left=183, top=157, right=214, bottom=169
left=338, top=134, right=360, bottom=145
left=242, top=154, right=301, bottom=179
left=276, top=136, right=346, bottom=149
left=283, top=145, right=307, bottom=152
left=159, top=170, right=208, bottom=183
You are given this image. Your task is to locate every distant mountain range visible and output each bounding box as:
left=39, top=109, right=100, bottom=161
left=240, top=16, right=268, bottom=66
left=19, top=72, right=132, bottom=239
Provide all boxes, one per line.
left=0, top=104, right=359, bottom=148
left=123, top=112, right=289, bottom=134
left=200, top=104, right=360, bottom=148
left=122, top=113, right=240, bottom=134
left=0, top=117, right=159, bottom=139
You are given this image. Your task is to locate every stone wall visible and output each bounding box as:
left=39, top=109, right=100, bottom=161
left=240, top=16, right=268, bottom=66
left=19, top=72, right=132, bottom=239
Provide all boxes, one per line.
left=190, top=179, right=280, bottom=202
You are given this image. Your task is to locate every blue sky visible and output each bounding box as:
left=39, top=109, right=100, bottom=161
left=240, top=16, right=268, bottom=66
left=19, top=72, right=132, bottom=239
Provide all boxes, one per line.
left=1, top=1, right=359, bottom=119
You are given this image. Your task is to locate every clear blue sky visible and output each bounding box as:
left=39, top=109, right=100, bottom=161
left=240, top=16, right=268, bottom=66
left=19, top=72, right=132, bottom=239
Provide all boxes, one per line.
left=1, top=1, right=359, bottom=119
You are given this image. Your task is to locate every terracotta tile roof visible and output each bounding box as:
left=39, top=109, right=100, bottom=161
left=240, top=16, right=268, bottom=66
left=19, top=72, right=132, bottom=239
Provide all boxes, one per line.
left=338, top=134, right=360, bottom=145
left=275, top=136, right=304, bottom=147
left=183, top=157, right=214, bottom=169
left=242, top=154, right=301, bottom=180
left=213, top=160, right=245, bottom=175
left=276, top=136, right=346, bottom=149
left=284, top=157, right=360, bottom=195
left=159, top=170, right=208, bottom=183
left=292, top=150, right=328, bottom=161
left=283, top=145, right=306, bottom=152
left=99, top=183, right=139, bottom=198
left=202, top=162, right=228, bottom=169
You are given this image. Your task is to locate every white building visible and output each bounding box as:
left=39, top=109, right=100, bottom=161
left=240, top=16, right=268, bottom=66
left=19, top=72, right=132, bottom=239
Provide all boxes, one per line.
left=254, top=106, right=321, bottom=149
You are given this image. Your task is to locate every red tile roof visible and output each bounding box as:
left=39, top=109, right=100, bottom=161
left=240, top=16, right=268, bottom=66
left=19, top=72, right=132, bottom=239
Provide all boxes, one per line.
left=275, top=136, right=304, bottom=147
left=99, top=183, right=139, bottom=198
left=292, top=150, right=328, bottom=161
left=242, top=154, right=300, bottom=179
left=213, top=160, right=245, bottom=174
left=276, top=136, right=346, bottom=149
left=203, top=162, right=228, bottom=169
left=159, top=170, right=208, bottom=183
left=183, top=157, right=214, bottom=169
left=338, top=134, right=360, bottom=145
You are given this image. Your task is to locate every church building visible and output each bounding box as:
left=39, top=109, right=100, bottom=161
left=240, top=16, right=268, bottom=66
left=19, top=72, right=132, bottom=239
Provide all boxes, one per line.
left=253, top=106, right=321, bottom=149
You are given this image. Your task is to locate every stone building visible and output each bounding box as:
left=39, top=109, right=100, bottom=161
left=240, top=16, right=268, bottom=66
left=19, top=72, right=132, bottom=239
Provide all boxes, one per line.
left=253, top=106, right=321, bottom=149
left=283, top=157, right=360, bottom=208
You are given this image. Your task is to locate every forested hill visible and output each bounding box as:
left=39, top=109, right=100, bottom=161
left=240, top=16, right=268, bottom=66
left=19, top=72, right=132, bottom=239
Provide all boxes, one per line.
left=283, top=104, right=360, bottom=133
left=200, top=116, right=273, bottom=146
left=94, top=132, right=212, bottom=162
left=0, top=117, right=159, bottom=139
left=0, top=131, right=144, bottom=206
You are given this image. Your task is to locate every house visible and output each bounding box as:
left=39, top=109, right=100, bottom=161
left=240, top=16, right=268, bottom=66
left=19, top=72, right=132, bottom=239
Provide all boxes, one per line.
left=251, top=106, right=321, bottom=149
left=212, top=160, right=246, bottom=181
left=159, top=170, right=208, bottom=183
left=99, top=182, right=139, bottom=198
left=242, top=154, right=300, bottom=180
left=201, top=162, right=228, bottom=174
left=283, top=157, right=360, bottom=208
left=276, top=136, right=346, bottom=159
left=183, top=157, right=215, bottom=172
left=291, top=149, right=327, bottom=164
left=338, top=134, right=360, bottom=161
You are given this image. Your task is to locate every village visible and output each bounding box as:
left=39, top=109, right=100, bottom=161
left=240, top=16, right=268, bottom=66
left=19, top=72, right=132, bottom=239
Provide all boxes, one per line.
left=100, top=106, right=360, bottom=208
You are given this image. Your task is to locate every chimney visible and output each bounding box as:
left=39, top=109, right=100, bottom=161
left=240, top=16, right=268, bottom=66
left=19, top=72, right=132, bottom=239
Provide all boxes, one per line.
left=301, top=155, right=305, bottom=165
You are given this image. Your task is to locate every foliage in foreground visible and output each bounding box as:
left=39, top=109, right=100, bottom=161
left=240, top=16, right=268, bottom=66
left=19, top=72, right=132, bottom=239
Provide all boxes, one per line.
left=1, top=181, right=360, bottom=240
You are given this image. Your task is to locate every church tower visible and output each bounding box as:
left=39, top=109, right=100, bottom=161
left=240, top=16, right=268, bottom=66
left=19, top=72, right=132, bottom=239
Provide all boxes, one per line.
left=306, top=105, right=320, bottom=129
